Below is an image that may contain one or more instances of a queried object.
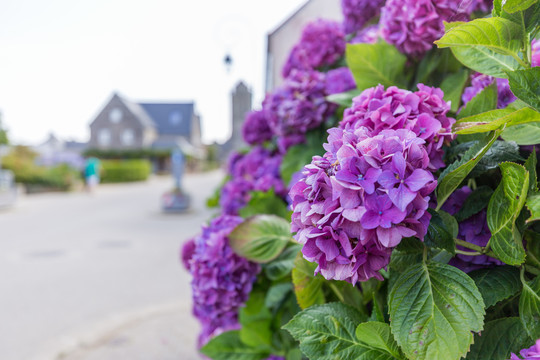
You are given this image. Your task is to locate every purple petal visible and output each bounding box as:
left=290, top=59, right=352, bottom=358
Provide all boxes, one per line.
left=405, top=169, right=433, bottom=192
left=388, top=185, right=416, bottom=212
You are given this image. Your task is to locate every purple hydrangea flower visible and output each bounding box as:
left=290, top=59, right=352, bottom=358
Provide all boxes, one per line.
left=266, top=356, right=285, bottom=360
left=181, top=238, right=196, bottom=271
left=442, top=186, right=503, bottom=273
left=461, top=73, right=517, bottom=110
left=264, top=69, right=335, bottom=152
left=533, top=39, right=540, bottom=68
left=380, top=0, right=471, bottom=58
left=282, top=19, right=346, bottom=78
left=341, top=0, right=385, bottom=35
left=185, top=215, right=260, bottom=347
left=341, top=84, right=455, bottom=170
left=242, top=110, right=273, bottom=145
left=509, top=339, right=540, bottom=360
left=220, top=147, right=286, bottom=215
left=472, top=0, right=492, bottom=12
left=325, top=67, right=357, bottom=95
left=350, top=25, right=381, bottom=44
left=290, top=127, right=436, bottom=284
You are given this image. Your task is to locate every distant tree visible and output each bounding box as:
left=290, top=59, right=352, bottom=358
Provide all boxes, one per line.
left=0, top=111, right=8, bottom=145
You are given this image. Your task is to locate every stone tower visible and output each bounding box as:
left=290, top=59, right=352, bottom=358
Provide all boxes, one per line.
left=229, top=81, right=253, bottom=151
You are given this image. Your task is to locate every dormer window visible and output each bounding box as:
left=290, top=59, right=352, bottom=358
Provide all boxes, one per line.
left=109, top=108, right=123, bottom=123
left=169, top=111, right=182, bottom=125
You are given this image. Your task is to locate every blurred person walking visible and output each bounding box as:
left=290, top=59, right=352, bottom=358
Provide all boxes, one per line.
left=84, top=157, right=101, bottom=192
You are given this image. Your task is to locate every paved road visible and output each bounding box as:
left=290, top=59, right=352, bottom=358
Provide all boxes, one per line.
left=0, top=171, right=222, bottom=360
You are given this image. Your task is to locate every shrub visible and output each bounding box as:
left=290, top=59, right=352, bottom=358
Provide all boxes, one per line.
left=100, top=159, right=151, bottom=183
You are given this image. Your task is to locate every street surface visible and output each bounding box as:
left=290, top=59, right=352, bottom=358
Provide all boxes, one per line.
left=0, top=171, right=223, bottom=360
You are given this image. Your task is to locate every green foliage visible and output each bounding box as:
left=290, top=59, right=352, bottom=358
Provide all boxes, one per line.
left=506, top=68, right=540, bottom=112
left=264, top=243, right=302, bottom=281
left=83, top=147, right=171, bottom=159
left=455, top=186, right=494, bottom=222
left=457, top=82, right=498, bottom=120
left=239, top=190, right=290, bottom=220
left=494, top=0, right=539, bottom=14
left=388, top=262, right=485, bottom=360
left=519, top=275, right=540, bottom=339
left=291, top=253, right=325, bottom=309
left=283, top=303, right=400, bottom=360
left=101, top=159, right=151, bottom=183
left=326, top=89, right=361, bottom=107
left=200, top=330, right=269, bottom=360
left=229, top=215, right=292, bottom=263
left=469, top=266, right=522, bottom=308
left=280, top=129, right=325, bottom=185
left=487, top=162, right=529, bottom=265
left=439, top=69, right=469, bottom=113
left=424, top=209, right=456, bottom=254
left=502, top=120, right=540, bottom=145
left=527, top=194, right=540, bottom=223
left=524, top=149, right=538, bottom=193
left=435, top=18, right=525, bottom=77
left=239, top=291, right=273, bottom=349
left=454, top=106, right=540, bottom=135
left=346, top=42, right=407, bottom=91
left=467, top=317, right=533, bottom=360
left=436, top=130, right=500, bottom=210
left=355, top=322, right=404, bottom=360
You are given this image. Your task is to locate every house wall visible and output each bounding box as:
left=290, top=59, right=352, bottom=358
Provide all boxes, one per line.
left=89, top=95, right=156, bottom=149
left=265, top=0, right=342, bottom=91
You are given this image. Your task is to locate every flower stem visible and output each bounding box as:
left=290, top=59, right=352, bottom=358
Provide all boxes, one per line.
left=455, top=249, right=483, bottom=256
left=454, top=238, right=498, bottom=259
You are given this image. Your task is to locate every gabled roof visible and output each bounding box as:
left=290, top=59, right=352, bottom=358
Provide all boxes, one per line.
left=116, top=94, right=156, bottom=129
left=138, top=102, right=194, bottom=136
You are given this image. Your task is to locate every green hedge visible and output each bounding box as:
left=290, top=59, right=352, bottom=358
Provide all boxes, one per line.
left=101, top=159, right=151, bottom=183
left=83, top=148, right=170, bottom=159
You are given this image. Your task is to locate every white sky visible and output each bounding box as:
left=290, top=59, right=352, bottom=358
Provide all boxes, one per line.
left=0, top=0, right=307, bottom=145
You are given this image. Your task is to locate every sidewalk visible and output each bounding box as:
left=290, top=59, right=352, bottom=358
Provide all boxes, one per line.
left=56, top=302, right=202, bottom=360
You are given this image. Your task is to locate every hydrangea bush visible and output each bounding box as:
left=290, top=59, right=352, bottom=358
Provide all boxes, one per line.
left=183, top=1, right=540, bottom=359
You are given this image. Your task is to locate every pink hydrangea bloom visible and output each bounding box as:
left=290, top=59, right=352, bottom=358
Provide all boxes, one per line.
left=242, top=110, right=273, bottom=145
left=341, top=0, right=385, bottom=35
left=290, top=127, right=436, bottom=284
left=282, top=19, right=346, bottom=77
left=509, top=339, right=540, bottom=359
left=341, top=84, right=455, bottom=170
left=350, top=25, right=381, bottom=44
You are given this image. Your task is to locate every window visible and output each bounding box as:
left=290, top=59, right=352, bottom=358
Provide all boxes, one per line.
left=98, top=128, right=111, bottom=146
left=169, top=111, right=182, bottom=125
left=122, top=129, right=135, bottom=146
left=109, top=108, right=123, bottom=123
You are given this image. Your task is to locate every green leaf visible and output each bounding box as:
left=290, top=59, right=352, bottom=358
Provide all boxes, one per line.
left=440, top=69, right=469, bottom=113
left=346, top=42, right=407, bottom=91
left=264, top=243, right=301, bottom=281
left=280, top=129, right=325, bottom=185
left=229, top=215, right=292, bottom=263
left=527, top=193, right=540, bottom=223
left=328, top=280, right=367, bottom=316
left=506, top=68, right=540, bottom=112
left=455, top=186, right=494, bottom=222
left=502, top=121, right=540, bottom=144
left=283, top=303, right=402, bottom=360
left=291, top=253, right=325, bottom=309
left=435, top=18, right=525, bottom=78
left=265, top=282, right=293, bottom=311
left=524, top=149, right=538, bottom=193
left=239, top=291, right=273, bottom=348
left=425, top=209, right=456, bottom=254
left=502, top=0, right=538, bottom=13
left=436, top=131, right=501, bottom=210
left=520, top=275, right=540, bottom=339
left=355, top=322, right=404, bottom=359
left=457, top=82, right=498, bottom=120
left=467, top=317, right=533, bottom=360
left=469, top=266, right=521, bottom=308
left=471, top=140, right=524, bottom=177
left=326, top=89, right=361, bottom=107
left=388, top=262, right=485, bottom=360
left=200, top=330, right=270, bottom=360
left=239, top=190, right=290, bottom=220
left=454, top=107, right=540, bottom=134
left=487, top=162, right=529, bottom=265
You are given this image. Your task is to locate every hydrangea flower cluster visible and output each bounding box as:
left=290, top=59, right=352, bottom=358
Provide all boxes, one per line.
left=461, top=73, right=517, bottom=110
left=325, top=67, right=357, bottom=95
left=472, top=0, right=493, bottom=12
left=509, top=339, right=540, bottom=360
left=341, top=0, right=385, bottom=35
left=380, top=0, right=470, bottom=58
left=264, top=69, right=335, bottom=152
left=341, top=84, right=455, bottom=170
left=290, top=126, right=436, bottom=284
left=182, top=215, right=260, bottom=347
left=350, top=25, right=380, bottom=44
left=532, top=39, right=540, bottom=67
left=441, top=186, right=503, bottom=273
left=220, top=147, right=286, bottom=215
left=282, top=19, right=345, bottom=78
left=242, top=109, right=273, bottom=145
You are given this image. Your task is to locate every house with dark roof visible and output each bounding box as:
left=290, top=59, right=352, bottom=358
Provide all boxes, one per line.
left=89, top=93, right=203, bottom=156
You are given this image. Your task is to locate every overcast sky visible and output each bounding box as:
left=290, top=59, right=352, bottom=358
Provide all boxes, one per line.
left=0, top=0, right=308, bottom=145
